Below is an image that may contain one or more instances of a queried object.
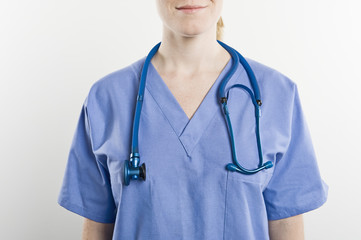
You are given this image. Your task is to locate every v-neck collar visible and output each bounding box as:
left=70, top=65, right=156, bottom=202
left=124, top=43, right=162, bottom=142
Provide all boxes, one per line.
left=145, top=57, right=240, bottom=156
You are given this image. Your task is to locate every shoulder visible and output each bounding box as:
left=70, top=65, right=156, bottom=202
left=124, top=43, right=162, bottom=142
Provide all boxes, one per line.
left=85, top=57, right=146, bottom=107
left=246, top=58, right=296, bottom=91
left=89, top=57, right=146, bottom=97
left=244, top=58, right=298, bottom=102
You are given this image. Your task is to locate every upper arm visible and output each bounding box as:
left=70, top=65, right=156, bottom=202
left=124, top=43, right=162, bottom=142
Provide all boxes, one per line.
left=58, top=103, right=117, bottom=223
left=268, top=214, right=304, bottom=240
left=82, top=218, right=115, bottom=240
left=263, top=84, right=328, bottom=220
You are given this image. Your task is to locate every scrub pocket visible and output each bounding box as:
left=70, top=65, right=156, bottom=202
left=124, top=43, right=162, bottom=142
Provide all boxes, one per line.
left=223, top=170, right=272, bottom=240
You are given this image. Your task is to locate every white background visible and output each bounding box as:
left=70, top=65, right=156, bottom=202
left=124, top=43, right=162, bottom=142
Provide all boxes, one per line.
left=0, top=0, right=360, bottom=239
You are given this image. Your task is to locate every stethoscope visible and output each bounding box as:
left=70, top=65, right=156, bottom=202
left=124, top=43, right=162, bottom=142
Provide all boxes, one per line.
left=124, top=41, right=273, bottom=186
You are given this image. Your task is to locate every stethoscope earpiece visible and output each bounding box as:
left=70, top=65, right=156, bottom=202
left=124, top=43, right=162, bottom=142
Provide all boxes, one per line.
left=263, top=161, right=273, bottom=169
left=226, top=163, right=240, bottom=172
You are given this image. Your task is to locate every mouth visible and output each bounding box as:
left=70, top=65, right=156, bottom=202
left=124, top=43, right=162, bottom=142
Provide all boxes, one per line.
left=176, top=5, right=207, bottom=13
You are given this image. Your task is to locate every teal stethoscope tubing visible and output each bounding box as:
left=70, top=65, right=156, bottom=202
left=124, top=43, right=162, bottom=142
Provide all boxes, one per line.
left=124, top=41, right=273, bottom=185
left=217, top=41, right=273, bottom=174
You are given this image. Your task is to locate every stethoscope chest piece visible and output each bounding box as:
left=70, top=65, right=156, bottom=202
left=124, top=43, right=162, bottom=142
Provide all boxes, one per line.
left=124, top=160, right=146, bottom=186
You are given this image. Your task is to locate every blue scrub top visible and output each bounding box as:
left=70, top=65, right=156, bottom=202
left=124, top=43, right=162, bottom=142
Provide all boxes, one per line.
left=58, top=54, right=328, bottom=239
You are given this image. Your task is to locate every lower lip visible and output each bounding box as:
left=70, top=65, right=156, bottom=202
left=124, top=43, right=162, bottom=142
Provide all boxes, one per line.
left=176, top=7, right=206, bottom=14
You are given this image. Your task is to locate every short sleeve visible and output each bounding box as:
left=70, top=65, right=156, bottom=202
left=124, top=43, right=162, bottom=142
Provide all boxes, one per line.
left=58, top=100, right=117, bottom=223
left=263, top=84, right=328, bottom=220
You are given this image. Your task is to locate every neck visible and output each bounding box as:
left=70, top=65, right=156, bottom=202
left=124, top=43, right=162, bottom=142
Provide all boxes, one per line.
left=152, top=26, right=230, bottom=75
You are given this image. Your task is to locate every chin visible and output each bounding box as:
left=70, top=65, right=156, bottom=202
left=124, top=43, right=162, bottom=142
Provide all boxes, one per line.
left=177, top=23, right=212, bottom=38
left=179, top=30, right=205, bottom=38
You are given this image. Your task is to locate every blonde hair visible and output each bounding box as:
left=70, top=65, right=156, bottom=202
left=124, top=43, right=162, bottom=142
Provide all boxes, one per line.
left=216, top=17, right=224, bottom=41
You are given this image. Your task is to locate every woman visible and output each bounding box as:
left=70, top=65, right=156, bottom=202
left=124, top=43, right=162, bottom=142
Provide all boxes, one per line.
left=58, top=0, right=328, bottom=239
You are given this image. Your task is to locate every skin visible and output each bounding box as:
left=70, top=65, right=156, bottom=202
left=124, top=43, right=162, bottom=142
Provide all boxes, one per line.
left=269, top=215, right=305, bottom=240
left=82, top=1, right=305, bottom=239
left=152, top=0, right=230, bottom=119
left=82, top=219, right=114, bottom=240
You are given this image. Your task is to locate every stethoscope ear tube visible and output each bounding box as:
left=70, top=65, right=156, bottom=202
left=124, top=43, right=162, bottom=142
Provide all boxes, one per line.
left=222, top=99, right=272, bottom=175
left=217, top=41, right=273, bottom=175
